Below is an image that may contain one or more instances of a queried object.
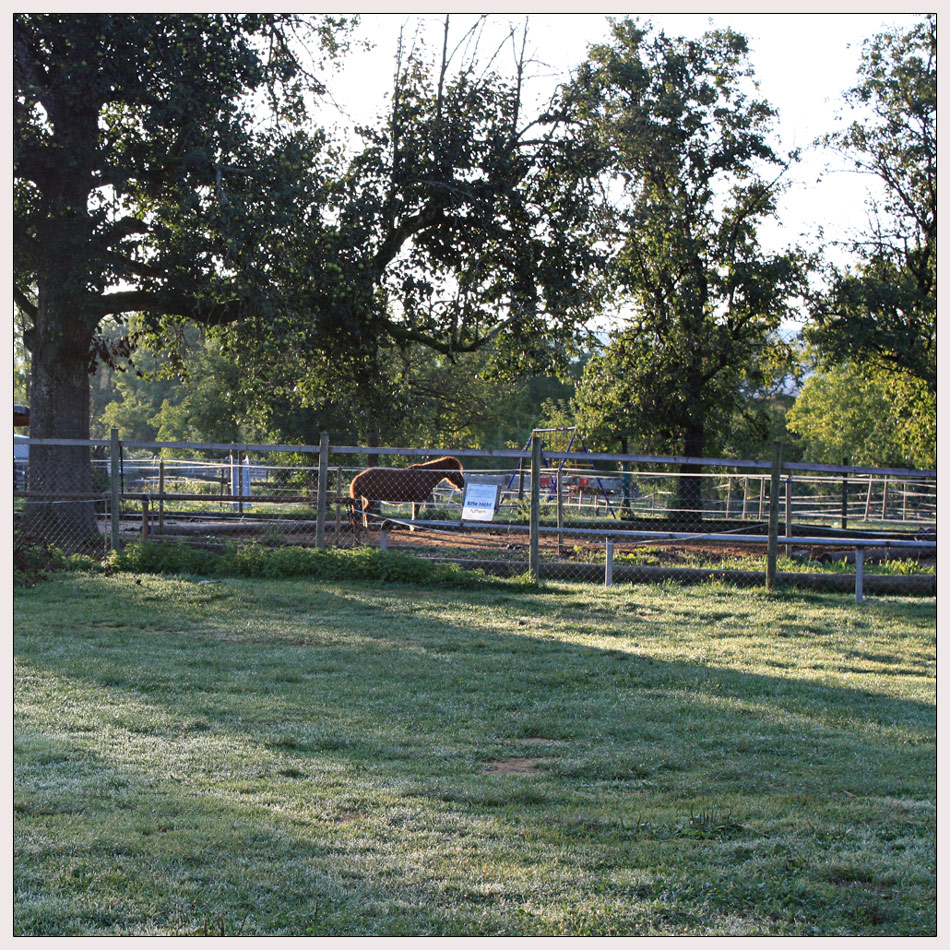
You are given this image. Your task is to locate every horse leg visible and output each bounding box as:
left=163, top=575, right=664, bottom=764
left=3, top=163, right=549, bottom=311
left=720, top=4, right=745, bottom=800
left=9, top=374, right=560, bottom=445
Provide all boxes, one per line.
left=411, top=501, right=419, bottom=532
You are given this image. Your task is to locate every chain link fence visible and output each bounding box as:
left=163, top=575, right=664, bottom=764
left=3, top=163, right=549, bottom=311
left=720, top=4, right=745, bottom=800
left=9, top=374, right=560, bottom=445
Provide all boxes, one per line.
left=14, top=435, right=937, bottom=598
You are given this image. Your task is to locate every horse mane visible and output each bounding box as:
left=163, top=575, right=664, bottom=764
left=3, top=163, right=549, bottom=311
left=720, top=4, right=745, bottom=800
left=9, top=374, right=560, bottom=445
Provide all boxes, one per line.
left=408, top=455, right=463, bottom=471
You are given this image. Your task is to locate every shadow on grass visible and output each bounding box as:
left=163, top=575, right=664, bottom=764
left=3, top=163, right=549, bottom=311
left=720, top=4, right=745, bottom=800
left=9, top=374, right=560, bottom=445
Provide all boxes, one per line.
left=14, top=574, right=937, bottom=935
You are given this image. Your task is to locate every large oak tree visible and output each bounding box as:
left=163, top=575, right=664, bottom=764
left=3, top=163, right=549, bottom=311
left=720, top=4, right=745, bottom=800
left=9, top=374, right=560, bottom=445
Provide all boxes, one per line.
left=14, top=13, right=348, bottom=540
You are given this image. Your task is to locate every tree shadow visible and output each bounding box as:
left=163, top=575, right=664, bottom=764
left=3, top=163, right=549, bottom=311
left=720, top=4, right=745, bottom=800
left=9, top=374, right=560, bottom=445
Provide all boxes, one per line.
left=14, top=575, right=937, bottom=934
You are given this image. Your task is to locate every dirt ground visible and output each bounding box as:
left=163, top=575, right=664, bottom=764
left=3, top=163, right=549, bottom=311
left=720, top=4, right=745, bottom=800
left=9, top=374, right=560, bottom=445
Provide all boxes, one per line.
left=152, top=515, right=933, bottom=567
left=348, top=524, right=932, bottom=566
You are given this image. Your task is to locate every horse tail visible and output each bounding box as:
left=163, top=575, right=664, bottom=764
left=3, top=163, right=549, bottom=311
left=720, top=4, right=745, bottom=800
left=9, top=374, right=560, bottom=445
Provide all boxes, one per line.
left=348, top=473, right=364, bottom=532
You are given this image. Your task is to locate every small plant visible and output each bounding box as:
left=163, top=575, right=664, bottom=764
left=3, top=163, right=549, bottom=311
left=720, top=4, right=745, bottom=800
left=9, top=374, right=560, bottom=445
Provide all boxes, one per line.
left=13, top=536, right=61, bottom=587
left=676, top=809, right=745, bottom=840
left=189, top=913, right=248, bottom=937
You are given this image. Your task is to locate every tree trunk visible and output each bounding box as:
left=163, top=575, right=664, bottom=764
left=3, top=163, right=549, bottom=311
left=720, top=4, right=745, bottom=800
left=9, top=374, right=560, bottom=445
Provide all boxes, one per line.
left=21, top=287, right=98, bottom=550
left=676, top=419, right=705, bottom=525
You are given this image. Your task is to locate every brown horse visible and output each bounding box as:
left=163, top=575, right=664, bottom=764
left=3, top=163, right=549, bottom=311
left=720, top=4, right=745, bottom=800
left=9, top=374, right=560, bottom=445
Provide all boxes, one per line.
left=349, top=456, right=465, bottom=532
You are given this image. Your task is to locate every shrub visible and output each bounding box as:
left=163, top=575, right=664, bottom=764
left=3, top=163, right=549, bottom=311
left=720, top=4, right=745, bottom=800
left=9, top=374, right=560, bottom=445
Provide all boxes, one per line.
left=107, top=541, right=538, bottom=591
left=13, top=532, right=102, bottom=587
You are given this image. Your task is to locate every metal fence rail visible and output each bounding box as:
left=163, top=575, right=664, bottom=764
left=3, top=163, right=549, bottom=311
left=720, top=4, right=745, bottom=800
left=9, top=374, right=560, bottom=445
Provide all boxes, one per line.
left=14, top=433, right=936, bottom=599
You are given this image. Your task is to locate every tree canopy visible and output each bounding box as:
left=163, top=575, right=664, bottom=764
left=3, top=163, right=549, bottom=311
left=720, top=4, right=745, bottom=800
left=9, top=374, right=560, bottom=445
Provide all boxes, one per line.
left=202, top=16, right=610, bottom=448
left=561, top=18, right=806, bottom=510
left=14, top=13, right=350, bottom=536
left=806, top=15, right=936, bottom=392
left=15, top=14, right=608, bottom=446
left=12, top=13, right=937, bottom=551
left=786, top=361, right=935, bottom=469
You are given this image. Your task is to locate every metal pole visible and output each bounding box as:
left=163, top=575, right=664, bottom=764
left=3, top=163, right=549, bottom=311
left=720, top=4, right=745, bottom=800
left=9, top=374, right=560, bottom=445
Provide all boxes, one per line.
left=335, top=467, right=343, bottom=541
left=110, top=428, right=122, bottom=552
left=158, top=459, right=165, bottom=535
left=556, top=468, right=564, bottom=556
left=605, top=537, right=614, bottom=587
left=529, top=434, right=541, bottom=580
left=316, top=432, right=329, bottom=548
left=766, top=441, right=783, bottom=591
left=785, top=473, right=793, bottom=557
left=855, top=547, right=865, bottom=603
left=841, top=458, right=849, bottom=530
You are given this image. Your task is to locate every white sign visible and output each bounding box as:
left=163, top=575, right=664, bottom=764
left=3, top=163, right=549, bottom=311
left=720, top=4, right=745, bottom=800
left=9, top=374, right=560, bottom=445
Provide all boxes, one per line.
left=461, top=482, right=499, bottom=522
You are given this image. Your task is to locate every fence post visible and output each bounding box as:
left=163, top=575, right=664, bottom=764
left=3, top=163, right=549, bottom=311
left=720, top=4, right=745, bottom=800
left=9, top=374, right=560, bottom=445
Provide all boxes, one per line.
left=766, top=441, right=783, bottom=591
left=335, top=467, right=343, bottom=541
left=855, top=547, right=865, bottom=603
left=158, top=458, right=165, bottom=535
left=841, top=457, right=849, bottom=530
left=316, top=432, right=329, bottom=548
left=110, top=428, right=122, bottom=552
left=605, top=537, right=614, bottom=588
left=556, top=470, right=564, bottom=556
left=785, top=472, right=793, bottom=557
left=529, top=434, right=541, bottom=580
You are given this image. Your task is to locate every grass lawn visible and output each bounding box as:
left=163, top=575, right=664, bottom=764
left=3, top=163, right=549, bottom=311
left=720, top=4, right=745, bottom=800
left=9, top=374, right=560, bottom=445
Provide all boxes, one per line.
left=13, top=571, right=936, bottom=936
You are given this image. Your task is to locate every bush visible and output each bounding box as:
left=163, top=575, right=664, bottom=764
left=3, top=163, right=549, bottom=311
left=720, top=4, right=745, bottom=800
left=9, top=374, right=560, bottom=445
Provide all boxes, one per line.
left=13, top=532, right=102, bottom=587
left=107, top=541, right=538, bottom=591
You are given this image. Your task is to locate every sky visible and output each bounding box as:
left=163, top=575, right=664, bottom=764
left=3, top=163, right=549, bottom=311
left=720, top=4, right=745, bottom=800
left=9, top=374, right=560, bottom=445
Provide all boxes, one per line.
left=327, top=9, right=926, bottom=263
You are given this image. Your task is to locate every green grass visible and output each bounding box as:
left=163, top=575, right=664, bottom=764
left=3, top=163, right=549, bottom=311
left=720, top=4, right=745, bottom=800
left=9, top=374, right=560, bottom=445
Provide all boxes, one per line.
left=611, top=549, right=936, bottom=576
left=14, top=571, right=936, bottom=935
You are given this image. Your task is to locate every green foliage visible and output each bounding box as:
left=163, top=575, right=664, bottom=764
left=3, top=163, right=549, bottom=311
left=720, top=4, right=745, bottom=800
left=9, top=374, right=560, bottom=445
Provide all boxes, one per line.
left=14, top=13, right=350, bottom=442
left=563, top=19, right=806, bottom=476
left=217, top=19, right=609, bottom=446
left=13, top=532, right=102, bottom=587
left=107, top=540, right=538, bottom=590
left=786, top=362, right=935, bottom=469
left=807, top=16, right=935, bottom=391
left=14, top=13, right=352, bottom=541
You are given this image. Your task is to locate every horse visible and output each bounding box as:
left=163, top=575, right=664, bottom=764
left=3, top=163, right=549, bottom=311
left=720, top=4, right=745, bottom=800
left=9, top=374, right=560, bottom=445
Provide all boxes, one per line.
left=349, top=456, right=465, bottom=534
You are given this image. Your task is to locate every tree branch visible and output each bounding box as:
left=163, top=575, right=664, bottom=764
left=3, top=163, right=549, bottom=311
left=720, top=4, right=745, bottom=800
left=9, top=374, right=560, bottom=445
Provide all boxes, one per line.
left=94, top=290, right=246, bottom=325
left=14, top=285, right=38, bottom=320
left=371, top=201, right=449, bottom=275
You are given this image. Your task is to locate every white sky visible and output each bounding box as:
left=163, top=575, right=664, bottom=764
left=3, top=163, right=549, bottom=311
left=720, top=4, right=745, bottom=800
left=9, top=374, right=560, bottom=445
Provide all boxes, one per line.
left=328, top=9, right=926, bottom=260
